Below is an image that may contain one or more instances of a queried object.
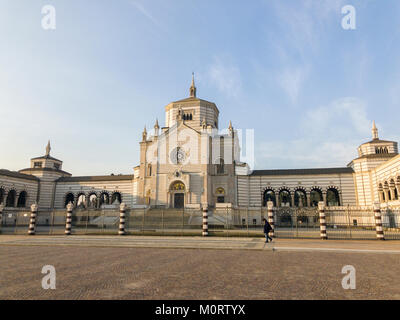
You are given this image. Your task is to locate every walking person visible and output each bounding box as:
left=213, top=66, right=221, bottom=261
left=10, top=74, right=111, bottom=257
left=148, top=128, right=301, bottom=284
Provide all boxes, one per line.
left=263, top=218, right=273, bottom=243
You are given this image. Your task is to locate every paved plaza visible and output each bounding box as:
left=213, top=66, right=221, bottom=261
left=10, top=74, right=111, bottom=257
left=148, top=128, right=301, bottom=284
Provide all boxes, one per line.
left=0, top=236, right=399, bottom=300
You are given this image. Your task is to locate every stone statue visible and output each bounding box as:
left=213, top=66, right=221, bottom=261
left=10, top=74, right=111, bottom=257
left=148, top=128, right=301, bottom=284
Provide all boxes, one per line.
left=45, top=141, right=51, bottom=156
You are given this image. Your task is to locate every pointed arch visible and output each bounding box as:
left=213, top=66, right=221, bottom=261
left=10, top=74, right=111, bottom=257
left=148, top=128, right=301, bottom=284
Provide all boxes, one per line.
left=263, top=189, right=276, bottom=207
left=64, top=193, right=75, bottom=208
left=17, top=191, right=28, bottom=208
left=5, top=190, right=16, bottom=207
left=310, top=187, right=322, bottom=207
left=294, top=188, right=307, bottom=207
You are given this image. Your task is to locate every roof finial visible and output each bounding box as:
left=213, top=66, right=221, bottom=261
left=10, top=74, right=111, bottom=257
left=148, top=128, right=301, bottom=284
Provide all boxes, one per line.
left=142, top=126, right=147, bottom=142
left=372, top=120, right=379, bottom=140
left=45, top=140, right=51, bottom=156
left=190, top=72, right=196, bottom=98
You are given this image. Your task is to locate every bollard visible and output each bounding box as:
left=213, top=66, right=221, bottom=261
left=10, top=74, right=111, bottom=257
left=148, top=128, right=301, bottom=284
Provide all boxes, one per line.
left=318, top=201, right=328, bottom=240
left=28, top=203, right=38, bottom=235
left=65, top=202, right=73, bottom=235
left=373, top=203, right=385, bottom=240
left=0, top=204, right=4, bottom=233
left=119, top=203, right=127, bottom=235
left=267, top=201, right=275, bottom=238
left=202, top=204, right=208, bottom=237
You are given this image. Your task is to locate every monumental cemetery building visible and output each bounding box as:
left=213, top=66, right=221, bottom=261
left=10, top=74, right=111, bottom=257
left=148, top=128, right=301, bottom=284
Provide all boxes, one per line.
left=1, top=77, right=400, bottom=212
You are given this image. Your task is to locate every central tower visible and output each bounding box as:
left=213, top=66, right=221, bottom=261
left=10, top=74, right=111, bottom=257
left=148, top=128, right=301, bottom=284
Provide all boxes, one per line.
left=164, top=75, right=220, bottom=131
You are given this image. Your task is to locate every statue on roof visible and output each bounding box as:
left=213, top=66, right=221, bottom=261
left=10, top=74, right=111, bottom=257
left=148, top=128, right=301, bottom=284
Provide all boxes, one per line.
left=45, top=140, right=51, bottom=156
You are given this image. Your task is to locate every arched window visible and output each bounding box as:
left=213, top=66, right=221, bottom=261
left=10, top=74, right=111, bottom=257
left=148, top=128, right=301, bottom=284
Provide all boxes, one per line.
left=111, top=192, right=122, bottom=204
left=147, top=164, right=152, bottom=176
left=326, top=188, right=340, bottom=206
left=6, top=190, right=16, bottom=207
left=88, top=193, right=98, bottom=208
left=217, top=158, right=225, bottom=174
left=0, top=188, right=5, bottom=205
left=65, top=193, right=75, bottom=208
left=77, top=193, right=86, bottom=208
left=294, top=189, right=307, bottom=207
left=279, top=189, right=291, bottom=207
left=310, top=188, right=322, bottom=207
left=263, top=189, right=276, bottom=207
left=17, top=191, right=28, bottom=208
left=99, top=192, right=110, bottom=206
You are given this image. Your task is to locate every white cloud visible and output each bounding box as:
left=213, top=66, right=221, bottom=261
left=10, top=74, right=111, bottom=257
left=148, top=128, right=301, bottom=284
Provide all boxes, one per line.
left=208, top=56, right=242, bottom=98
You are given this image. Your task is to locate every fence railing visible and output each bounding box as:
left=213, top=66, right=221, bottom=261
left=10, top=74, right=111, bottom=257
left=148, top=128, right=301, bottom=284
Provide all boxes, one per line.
left=1, top=206, right=399, bottom=240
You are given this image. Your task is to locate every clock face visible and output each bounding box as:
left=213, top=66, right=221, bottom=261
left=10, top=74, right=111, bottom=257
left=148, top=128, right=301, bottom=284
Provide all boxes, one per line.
left=170, top=147, right=186, bottom=164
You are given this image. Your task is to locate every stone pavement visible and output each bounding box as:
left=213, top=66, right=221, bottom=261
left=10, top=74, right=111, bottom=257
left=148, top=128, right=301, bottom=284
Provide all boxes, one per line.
left=0, top=236, right=399, bottom=300
left=0, top=235, right=399, bottom=253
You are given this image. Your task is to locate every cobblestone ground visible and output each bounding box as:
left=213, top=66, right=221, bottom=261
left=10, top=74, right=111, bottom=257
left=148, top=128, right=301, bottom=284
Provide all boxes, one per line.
left=0, top=245, right=399, bottom=300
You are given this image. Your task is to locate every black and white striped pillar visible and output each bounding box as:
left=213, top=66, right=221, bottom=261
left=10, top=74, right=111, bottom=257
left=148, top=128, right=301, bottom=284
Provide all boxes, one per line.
left=65, top=202, right=73, bottom=235
left=318, top=201, right=327, bottom=240
left=202, top=204, right=208, bottom=237
left=119, top=203, right=127, bottom=235
left=373, top=203, right=385, bottom=240
left=0, top=204, right=4, bottom=232
left=28, top=203, right=38, bottom=235
left=267, top=201, right=275, bottom=238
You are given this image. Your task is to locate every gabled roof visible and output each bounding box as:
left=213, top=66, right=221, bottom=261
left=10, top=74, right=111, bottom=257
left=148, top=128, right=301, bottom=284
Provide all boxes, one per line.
left=250, top=167, right=354, bottom=176
left=0, top=169, right=40, bottom=181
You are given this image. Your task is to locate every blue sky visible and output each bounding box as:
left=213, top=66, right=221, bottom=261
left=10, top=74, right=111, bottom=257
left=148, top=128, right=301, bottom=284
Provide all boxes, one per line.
left=1, top=0, right=400, bottom=175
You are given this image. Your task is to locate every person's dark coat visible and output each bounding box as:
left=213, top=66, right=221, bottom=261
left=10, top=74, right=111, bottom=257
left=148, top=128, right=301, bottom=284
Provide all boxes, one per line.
left=264, top=221, right=272, bottom=233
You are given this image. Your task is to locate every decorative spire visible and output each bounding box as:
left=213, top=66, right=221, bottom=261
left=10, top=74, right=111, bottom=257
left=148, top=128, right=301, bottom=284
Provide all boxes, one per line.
left=189, top=72, right=196, bottom=98
left=45, top=140, right=51, bottom=157
left=142, top=126, right=147, bottom=141
left=154, top=119, right=159, bottom=137
left=372, top=120, right=379, bottom=140
left=228, top=120, right=233, bottom=131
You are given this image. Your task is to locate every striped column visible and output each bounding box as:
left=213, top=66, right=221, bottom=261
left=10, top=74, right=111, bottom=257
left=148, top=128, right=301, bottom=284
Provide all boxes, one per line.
left=119, top=203, right=127, bottom=235
left=267, top=201, right=275, bottom=238
left=28, top=203, right=38, bottom=236
left=318, top=201, right=327, bottom=240
left=373, top=203, right=385, bottom=240
left=0, top=204, right=4, bottom=233
left=202, top=204, right=208, bottom=237
left=65, top=202, right=73, bottom=235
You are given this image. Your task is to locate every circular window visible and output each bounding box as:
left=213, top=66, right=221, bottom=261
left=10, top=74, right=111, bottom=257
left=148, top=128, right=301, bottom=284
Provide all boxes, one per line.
left=170, top=147, right=185, bottom=164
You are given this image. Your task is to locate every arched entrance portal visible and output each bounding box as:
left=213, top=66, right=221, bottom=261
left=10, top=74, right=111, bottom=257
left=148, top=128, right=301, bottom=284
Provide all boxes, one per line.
left=170, top=181, right=185, bottom=209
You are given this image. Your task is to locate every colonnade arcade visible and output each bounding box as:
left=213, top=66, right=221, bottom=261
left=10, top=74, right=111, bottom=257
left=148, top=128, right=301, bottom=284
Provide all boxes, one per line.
left=0, top=187, right=28, bottom=208
left=64, top=191, right=122, bottom=209
left=262, top=186, right=341, bottom=208
left=378, top=176, right=400, bottom=203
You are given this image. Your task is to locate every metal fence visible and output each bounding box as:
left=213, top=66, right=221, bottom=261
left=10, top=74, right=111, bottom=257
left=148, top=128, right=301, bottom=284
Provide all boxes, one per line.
left=1, top=206, right=400, bottom=240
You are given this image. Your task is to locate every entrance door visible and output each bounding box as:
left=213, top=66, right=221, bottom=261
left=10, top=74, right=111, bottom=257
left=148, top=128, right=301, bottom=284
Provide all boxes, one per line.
left=174, top=193, right=184, bottom=209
